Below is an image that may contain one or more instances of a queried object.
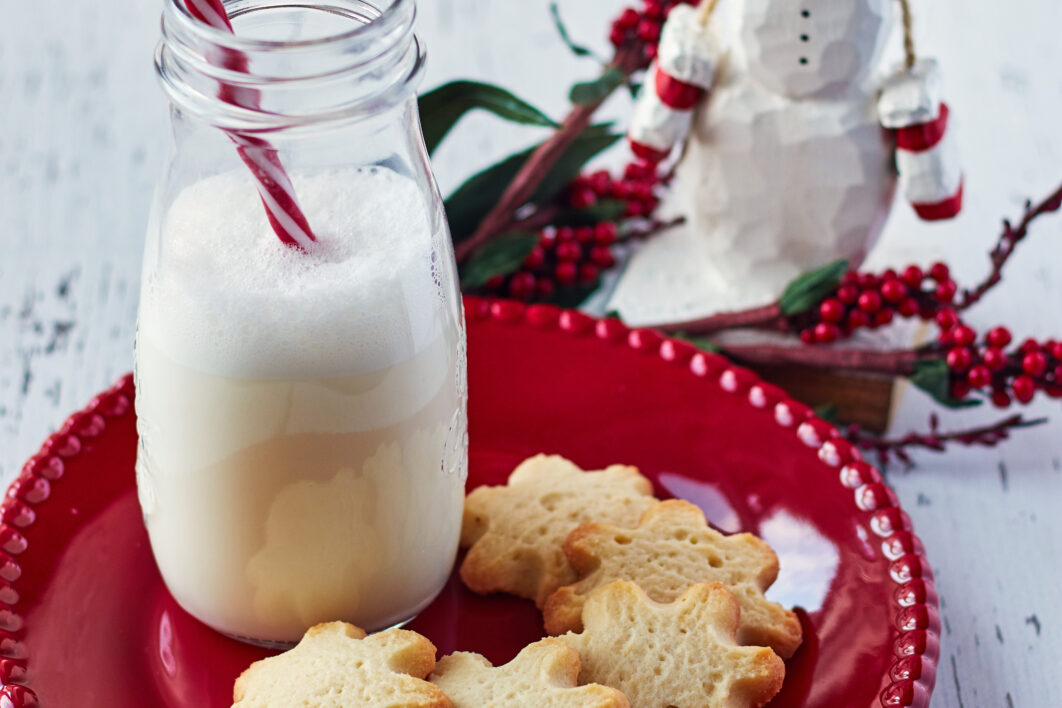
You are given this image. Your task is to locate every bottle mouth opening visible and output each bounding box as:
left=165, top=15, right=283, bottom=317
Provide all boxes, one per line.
left=167, top=0, right=407, bottom=53
left=157, top=0, right=423, bottom=131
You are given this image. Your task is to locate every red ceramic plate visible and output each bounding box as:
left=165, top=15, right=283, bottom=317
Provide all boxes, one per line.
left=0, top=297, right=938, bottom=708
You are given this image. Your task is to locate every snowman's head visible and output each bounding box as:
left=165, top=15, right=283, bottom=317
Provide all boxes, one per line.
left=738, top=0, right=893, bottom=98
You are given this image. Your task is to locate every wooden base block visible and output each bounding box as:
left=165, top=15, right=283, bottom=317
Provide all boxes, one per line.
left=754, top=365, right=896, bottom=433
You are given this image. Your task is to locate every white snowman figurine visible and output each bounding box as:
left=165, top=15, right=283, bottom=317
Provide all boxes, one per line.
left=611, top=0, right=961, bottom=321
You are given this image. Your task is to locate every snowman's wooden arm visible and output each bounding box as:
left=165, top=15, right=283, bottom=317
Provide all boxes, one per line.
left=627, top=5, right=724, bottom=164
left=878, top=59, right=964, bottom=221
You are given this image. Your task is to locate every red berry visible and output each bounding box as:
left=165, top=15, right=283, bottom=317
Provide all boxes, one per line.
left=644, top=43, right=659, bottom=60
left=814, top=322, right=840, bottom=343
left=535, top=278, right=555, bottom=299
left=800, top=329, right=815, bottom=344
left=857, top=273, right=880, bottom=289
left=898, top=297, right=920, bottom=318
left=523, top=246, right=546, bottom=269
left=935, top=280, right=958, bottom=302
left=880, top=279, right=907, bottom=303
left=946, top=347, right=973, bottom=372
left=556, top=241, right=582, bottom=262
left=968, top=365, right=992, bottom=388
left=556, top=226, right=575, bottom=242
left=575, top=227, right=595, bottom=244
left=1012, top=375, right=1036, bottom=403
left=624, top=163, right=650, bottom=181
left=643, top=0, right=665, bottom=18
left=858, top=290, right=883, bottom=313
left=636, top=19, right=660, bottom=41
left=841, top=271, right=860, bottom=286
left=992, top=389, right=1012, bottom=408
left=610, top=181, right=634, bottom=199
left=485, top=275, right=505, bottom=291
left=1055, top=364, right=1062, bottom=380
left=1051, top=342, right=1062, bottom=361
left=902, top=265, right=924, bottom=287
left=950, top=380, right=972, bottom=400
left=929, top=262, right=950, bottom=282
left=950, top=324, right=977, bottom=347
left=1020, top=338, right=1041, bottom=354
left=837, top=284, right=860, bottom=304
left=508, top=272, right=535, bottom=300
left=935, top=309, right=959, bottom=329
left=609, top=26, right=627, bottom=46
left=631, top=182, right=655, bottom=202
left=570, top=187, right=597, bottom=209
left=590, top=246, right=616, bottom=268
left=872, top=309, right=893, bottom=328
left=588, top=170, right=612, bottom=196
left=555, top=262, right=577, bottom=285
left=985, top=326, right=1012, bottom=348
left=579, top=263, right=599, bottom=283
left=625, top=200, right=647, bottom=217
left=982, top=347, right=1007, bottom=371
left=594, top=222, right=618, bottom=245
left=1023, top=351, right=1048, bottom=377
left=819, top=298, right=845, bottom=323
left=618, top=8, right=640, bottom=28
left=847, top=309, right=870, bottom=330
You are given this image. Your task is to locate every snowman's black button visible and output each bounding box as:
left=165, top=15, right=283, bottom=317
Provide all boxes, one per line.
left=801, top=34, right=810, bottom=41
left=801, top=9, right=811, bottom=18
left=799, top=57, right=809, bottom=65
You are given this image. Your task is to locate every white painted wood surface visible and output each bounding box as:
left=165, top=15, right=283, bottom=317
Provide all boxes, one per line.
left=0, top=0, right=1059, bottom=705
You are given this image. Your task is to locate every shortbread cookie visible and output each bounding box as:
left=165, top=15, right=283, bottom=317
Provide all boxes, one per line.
left=232, top=621, right=451, bottom=708
left=461, top=454, right=656, bottom=606
left=429, top=638, right=630, bottom=708
left=563, top=582, right=784, bottom=708
left=544, top=500, right=802, bottom=658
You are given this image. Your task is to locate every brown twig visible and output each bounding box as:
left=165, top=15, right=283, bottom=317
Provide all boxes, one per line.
left=623, top=216, right=686, bottom=241
left=455, top=45, right=645, bottom=264
left=845, top=413, right=1047, bottom=467
left=659, top=303, right=787, bottom=336
left=716, top=344, right=923, bottom=377
left=957, top=181, right=1062, bottom=311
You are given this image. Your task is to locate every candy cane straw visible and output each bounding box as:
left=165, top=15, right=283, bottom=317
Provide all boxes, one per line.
left=185, top=0, right=317, bottom=249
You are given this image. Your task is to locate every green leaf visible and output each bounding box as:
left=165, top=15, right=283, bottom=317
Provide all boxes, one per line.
left=549, top=280, right=601, bottom=308
left=444, top=124, right=622, bottom=242
left=550, top=2, right=602, bottom=61
left=778, top=260, right=850, bottom=316
left=570, top=67, right=627, bottom=106
left=531, top=124, right=622, bottom=204
left=419, top=80, right=558, bottom=156
left=459, top=231, right=539, bottom=288
left=814, top=403, right=839, bottom=423
left=553, top=200, right=628, bottom=226
left=909, top=359, right=982, bottom=409
left=672, top=332, right=722, bottom=353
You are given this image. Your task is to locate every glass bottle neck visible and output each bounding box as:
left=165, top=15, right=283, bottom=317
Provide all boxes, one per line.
left=156, top=0, right=425, bottom=133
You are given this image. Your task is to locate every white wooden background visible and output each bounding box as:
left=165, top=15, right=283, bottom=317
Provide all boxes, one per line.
left=1, top=0, right=1059, bottom=705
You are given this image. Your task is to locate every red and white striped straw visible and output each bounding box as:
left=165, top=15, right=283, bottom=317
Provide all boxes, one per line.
left=185, top=0, right=317, bottom=250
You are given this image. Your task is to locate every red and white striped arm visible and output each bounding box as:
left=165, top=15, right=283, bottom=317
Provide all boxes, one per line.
left=879, top=59, right=963, bottom=222
left=628, top=5, right=723, bottom=163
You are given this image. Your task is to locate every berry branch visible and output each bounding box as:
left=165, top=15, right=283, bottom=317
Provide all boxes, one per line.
left=844, top=413, right=1048, bottom=467
left=456, top=44, right=646, bottom=264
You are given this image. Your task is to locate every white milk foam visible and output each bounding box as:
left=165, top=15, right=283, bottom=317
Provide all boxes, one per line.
left=140, top=166, right=441, bottom=378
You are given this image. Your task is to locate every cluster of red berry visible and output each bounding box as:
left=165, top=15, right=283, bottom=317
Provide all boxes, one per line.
left=938, top=320, right=1062, bottom=406
left=608, top=0, right=696, bottom=62
left=799, top=262, right=960, bottom=344
left=485, top=162, right=663, bottom=301
left=488, top=221, right=620, bottom=301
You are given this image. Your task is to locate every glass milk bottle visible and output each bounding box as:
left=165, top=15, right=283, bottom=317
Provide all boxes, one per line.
left=136, top=0, right=467, bottom=646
